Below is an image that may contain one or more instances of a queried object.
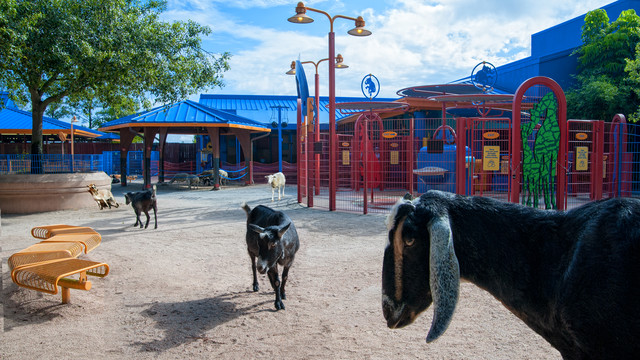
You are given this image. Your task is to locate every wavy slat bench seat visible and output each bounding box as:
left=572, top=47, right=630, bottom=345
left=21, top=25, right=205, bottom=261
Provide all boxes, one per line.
left=11, top=258, right=110, bottom=303
left=31, top=224, right=98, bottom=239
left=38, top=233, right=102, bottom=254
left=8, top=242, right=84, bottom=272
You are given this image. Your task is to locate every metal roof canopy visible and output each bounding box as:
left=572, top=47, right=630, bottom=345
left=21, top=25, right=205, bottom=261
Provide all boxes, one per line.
left=98, top=100, right=270, bottom=189
left=397, top=84, right=488, bottom=98
left=335, top=101, right=409, bottom=114
left=0, top=107, right=103, bottom=138
left=428, top=94, right=514, bottom=103
left=99, top=100, right=270, bottom=134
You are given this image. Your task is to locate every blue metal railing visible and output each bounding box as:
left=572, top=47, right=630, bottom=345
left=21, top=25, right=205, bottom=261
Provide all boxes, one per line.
left=0, top=151, right=158, bottom=175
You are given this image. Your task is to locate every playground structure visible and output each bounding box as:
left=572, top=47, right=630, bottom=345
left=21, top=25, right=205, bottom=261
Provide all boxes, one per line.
left=296, top=76, right=640, bottom=214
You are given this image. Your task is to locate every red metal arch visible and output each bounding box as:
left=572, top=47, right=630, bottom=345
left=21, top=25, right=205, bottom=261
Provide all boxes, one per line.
left=511, top=76, right=568, bottom=210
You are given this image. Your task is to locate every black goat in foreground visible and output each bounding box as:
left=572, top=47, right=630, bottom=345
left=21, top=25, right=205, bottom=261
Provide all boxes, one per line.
left=382, top=190, right=640, bottom=360
left=242, top=202, right=299, bottom=310
left=124, top=185, right=157, bottom=229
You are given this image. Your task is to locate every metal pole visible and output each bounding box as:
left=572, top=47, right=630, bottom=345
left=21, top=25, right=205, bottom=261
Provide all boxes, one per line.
left=329, top=31, right=336, bottom=211
left=71, top=116, right=76, bottom=173
left=315, top=72, right=321, bottom=196
left=278, top=107, right=283, bottom=173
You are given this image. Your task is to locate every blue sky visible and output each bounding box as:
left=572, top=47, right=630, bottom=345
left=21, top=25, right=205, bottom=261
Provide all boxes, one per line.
left=161, top=0, right=616, bottom=101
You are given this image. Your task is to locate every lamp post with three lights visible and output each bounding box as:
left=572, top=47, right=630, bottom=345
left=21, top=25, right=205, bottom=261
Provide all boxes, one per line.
left=288, top=2, right=371, bottom=211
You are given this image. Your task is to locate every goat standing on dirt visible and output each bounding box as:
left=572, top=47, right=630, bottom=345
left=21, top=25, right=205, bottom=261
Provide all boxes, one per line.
left=124, top=185, right=157, bottom=229
left=266, top=172, right=286, bottom=201
left=242, top=202, right=299, bottom=310
left=87, top=184, right=119, bottom=210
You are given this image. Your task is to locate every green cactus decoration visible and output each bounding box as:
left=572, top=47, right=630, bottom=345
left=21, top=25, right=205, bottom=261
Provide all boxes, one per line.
left=521, top=92, right=560, bottom=209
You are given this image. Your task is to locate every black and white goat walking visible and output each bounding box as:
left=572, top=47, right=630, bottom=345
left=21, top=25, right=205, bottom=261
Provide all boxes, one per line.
left=382, top=190, right=640, bottom=360
left=124, top=185, right=158, bottom=229
left=242, top=202, right=299, bottom=310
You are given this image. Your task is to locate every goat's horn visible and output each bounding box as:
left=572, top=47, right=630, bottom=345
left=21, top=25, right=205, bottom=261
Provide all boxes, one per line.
left=426, top=215, right=460, bottom=343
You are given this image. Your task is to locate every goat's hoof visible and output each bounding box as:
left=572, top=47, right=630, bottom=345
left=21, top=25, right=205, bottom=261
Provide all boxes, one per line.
left=253, top=284, right=259, bottom=292
left=281, top=293, right=286, bottom=300
left=275, top=300, right=285, bottom=310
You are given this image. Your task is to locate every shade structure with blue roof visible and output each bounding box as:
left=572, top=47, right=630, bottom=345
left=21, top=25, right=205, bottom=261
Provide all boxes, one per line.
left=98, top=100, right=271, bottom=189
left=199, top=94, right=399, bottom=129
left=0, top=106, right=106, bottom=139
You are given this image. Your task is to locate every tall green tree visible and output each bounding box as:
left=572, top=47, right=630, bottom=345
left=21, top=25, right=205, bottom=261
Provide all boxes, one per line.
left=567, top=9, right=640, bottom=121
left=0, top=0, right=230, bottom=162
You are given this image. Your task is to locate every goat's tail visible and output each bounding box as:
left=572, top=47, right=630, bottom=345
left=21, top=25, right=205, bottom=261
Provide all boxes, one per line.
left=241, top=202, right=251, bottom=217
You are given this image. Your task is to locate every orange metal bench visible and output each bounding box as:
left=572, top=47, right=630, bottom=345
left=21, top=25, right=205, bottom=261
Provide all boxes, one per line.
left=12, top=258, right=109, bottom=304
left=38, top=233, right=102, bottom=254
left=8, top=242, right=84, bottom=271
left=9, top=225, right=109, bottom=304
left=31, top=224, right=98, bottom=239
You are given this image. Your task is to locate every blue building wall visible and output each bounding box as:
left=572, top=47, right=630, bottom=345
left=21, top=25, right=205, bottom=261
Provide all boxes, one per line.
left=495, top=0, right=640, bottom=93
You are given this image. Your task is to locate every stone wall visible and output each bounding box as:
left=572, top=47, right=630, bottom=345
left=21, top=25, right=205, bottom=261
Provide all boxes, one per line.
left=0, top=172, right=112, bottom=214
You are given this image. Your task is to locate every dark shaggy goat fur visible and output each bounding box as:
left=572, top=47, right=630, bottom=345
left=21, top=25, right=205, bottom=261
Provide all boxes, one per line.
left=124, top=185, right=157, bottom=229
left=382, top=190, right=640, bottom=360
left=242, top=202, right=299, bottom=310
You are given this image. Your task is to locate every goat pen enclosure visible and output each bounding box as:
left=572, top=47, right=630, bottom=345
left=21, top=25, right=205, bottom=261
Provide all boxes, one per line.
left=297, top=114, right=640, bottom=214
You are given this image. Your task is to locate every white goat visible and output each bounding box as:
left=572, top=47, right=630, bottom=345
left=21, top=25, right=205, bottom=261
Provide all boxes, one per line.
left=266, top=172, right=286, bottom=201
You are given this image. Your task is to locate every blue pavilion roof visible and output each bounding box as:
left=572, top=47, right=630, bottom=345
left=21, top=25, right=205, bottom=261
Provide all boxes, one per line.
left=99, top=100, right=270, bottom=132
left=198, top=94, right=399, bottom=125
left=0, top=107, right=105, bottom=138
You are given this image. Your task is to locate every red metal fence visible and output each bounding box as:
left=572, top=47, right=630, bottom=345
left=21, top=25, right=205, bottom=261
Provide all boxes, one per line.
left=298, top=116, right=640, bottom=214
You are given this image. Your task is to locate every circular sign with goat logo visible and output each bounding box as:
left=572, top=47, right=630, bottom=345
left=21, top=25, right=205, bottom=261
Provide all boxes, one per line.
left=361, top=74, right=380, bottom=100
left=471, top=61, right=497, bottom=92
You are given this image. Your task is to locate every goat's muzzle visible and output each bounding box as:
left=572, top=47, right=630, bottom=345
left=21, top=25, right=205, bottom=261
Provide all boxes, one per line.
left=382, top=295, right=414, bottom=329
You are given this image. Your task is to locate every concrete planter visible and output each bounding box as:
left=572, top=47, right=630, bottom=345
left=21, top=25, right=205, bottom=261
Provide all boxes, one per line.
left=0, top=172, right=112, bottom=214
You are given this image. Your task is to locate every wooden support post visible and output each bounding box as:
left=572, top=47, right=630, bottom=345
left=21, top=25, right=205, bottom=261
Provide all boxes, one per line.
left=158, top=128, right=169, bottom=183
left=118, top=128, right=136, bottom=187
left=143, top=127, right=159, bottom=189
left=207, top=127, right=221, bottom=190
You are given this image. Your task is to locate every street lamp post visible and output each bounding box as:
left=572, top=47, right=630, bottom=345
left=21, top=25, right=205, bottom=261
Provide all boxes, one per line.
left=288, top=2, right=371, bottom=211
left=286, top=55, right=349, bottom=199
left=270, top=105, right=288, bottom=173
left=71, top=115, right=78, bottom=172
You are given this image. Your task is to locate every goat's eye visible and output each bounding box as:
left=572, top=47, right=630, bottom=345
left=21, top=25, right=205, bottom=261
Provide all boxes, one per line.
left=404, top=238, right=415, bottom=247
left=268, top=242, right=275, bottom=249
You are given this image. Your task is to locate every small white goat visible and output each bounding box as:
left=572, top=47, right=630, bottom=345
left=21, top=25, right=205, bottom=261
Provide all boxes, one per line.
left=169, top=173, right=200, bottom=189
left=266, top=172, right=286, bottom=201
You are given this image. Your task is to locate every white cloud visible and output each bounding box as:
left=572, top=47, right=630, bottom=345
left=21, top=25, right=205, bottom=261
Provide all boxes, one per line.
left=164, top=0, right=615, bottom=99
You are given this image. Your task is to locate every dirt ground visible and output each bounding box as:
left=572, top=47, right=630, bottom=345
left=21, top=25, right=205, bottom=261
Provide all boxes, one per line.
left=0, top=182, right=561, bottom=359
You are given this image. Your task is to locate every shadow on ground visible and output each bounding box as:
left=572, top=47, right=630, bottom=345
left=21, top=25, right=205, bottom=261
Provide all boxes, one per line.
left=132, top=292, right=271, bottom=353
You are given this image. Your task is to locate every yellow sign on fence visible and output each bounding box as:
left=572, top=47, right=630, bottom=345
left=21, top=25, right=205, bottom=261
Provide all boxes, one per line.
left=390, top=151, right=399, bottom=165
left=576, top=146, right=588, bottom=171
left=483, top=146, right=500, bottom=171
left=342, top=150, right=350, bottom=165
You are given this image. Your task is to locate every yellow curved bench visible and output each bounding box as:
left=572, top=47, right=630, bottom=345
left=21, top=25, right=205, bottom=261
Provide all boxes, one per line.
left=39, top=233, right=102, bottom=254
left=12, top=259, right=109, bottom=304
left=10, top=225, right=110, bottom=304
left=8, top=242, right=84, bottom=271
left=31, top=224, right=98, bottom=239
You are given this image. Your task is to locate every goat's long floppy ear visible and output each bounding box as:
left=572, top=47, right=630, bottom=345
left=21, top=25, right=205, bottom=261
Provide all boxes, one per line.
left=426, top=215, right=460, bottom=343
left=278, top=222, right=291, bottom=238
